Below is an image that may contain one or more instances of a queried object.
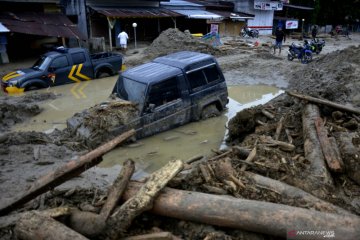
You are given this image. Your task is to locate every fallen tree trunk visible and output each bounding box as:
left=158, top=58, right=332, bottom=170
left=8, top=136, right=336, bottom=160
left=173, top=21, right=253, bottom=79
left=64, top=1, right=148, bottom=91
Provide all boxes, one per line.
left=315, top=118, right=344, bottom=172
left=100, top=159, right=135, bottom=219
left=15, top=211, right=88, bottom=240
left=122, top=182, right=360, bottom=239
left=301, top=104, right=333, bottom=198
left=101, top=159, right=184, bottom=240
left=0, top=129, right=136, bottom=216
left=336, top=132, right=360, bottom=185
left=243, top=171, right=351, bottom=215
left=287, top=91, right=360, bottom=115
left=69, top=159, right=135, bottom=238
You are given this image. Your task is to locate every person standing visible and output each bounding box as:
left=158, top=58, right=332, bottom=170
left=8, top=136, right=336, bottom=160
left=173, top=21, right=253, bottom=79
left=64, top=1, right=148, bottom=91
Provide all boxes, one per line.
left=274, top=27, right=286, bottom=55
left=311, top=25, right=318, bottom=39
left=117, top=30, right=129, bottom=51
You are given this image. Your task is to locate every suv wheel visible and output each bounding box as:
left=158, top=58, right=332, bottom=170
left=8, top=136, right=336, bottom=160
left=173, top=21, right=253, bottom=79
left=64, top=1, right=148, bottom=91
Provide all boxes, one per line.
left=201, top=104, right=220, bottom=120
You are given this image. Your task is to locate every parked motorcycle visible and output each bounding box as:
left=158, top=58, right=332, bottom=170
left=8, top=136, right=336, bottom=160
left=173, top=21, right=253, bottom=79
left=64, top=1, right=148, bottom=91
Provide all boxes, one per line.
left=287, top=41, right=313, bottom=64
left=241, top=27, right=259, bottom=38
left=309, top=39, right=325, bottom=54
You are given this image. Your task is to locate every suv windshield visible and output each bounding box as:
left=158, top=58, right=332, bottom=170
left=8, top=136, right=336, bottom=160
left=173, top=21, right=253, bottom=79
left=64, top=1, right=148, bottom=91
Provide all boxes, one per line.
left=32, top=56, right=52, bottom=71
left=114, top=75, right=147, bottom=109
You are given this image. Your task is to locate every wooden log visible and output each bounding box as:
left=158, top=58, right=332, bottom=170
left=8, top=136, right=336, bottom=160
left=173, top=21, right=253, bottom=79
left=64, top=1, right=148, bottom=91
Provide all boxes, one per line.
left=101, top=159, right=184, bottom=240
left=121, top=232, right=176, bottom=240
left=240, top=147, right=256, bottom=171
left=243, top=171, right=351, bottom=215
left=285, top=128, right=293, bottom=144
left=123, top=182, right=360, bottom=239
left=302, top=104, right=333, bottom=198
left=315, top=118, right=344, bottom=172
left=100, top=159, right=135, bottom=219
left=186, top=155, right=204, bottom=164
left=336, top=132, right=360, bottom=185
left=274, top=116, right=285, bottom=141
left=0, top=207, right=73, bottom=229
left=15, top=211, right=88, bottom=240
left=69, top=160, right=136, bottom=238
left=199, top=163, right=212, bottom=183
left=0, top=129, right=136, bottom=216
left=259, top=135, right=295, bottom=152
left=261, top=109, right=275, bottom=119
left=287, top=91, right=360, bottom=115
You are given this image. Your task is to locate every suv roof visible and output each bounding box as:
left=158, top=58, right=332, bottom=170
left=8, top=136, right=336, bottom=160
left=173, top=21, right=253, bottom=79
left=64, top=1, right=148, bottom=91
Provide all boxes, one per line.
left=122, top=62, right=182, bottom=84
left=153, top=51, right=216, bottom=71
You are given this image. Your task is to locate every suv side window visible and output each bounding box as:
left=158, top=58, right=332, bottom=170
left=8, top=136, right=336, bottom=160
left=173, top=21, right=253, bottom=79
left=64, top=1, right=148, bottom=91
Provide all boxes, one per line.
left=72, top=52, right=86, bottom=65
left=203, top=65, right=221, bottom=83
left=50, top=56, right=69, bottom=69
left=148, top=77, right=180, bottom=107
left=187, top=70, right=207, bottom=90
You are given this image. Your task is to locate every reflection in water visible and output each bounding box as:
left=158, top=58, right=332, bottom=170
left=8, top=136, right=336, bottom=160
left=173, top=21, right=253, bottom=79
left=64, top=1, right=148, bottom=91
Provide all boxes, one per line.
left=13, top=82, right=282, bottom=177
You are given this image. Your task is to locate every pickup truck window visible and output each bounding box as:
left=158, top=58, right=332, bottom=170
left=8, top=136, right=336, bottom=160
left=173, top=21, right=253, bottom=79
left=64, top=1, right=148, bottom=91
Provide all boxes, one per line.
left=116, top=76, right=147, bottom=107
left=71, top=52, right=86, bottom=64
left=32, top=56, right=52, bottom=71
left=50, top=56, right=69, bottom=69
left=148, top=77, right=180, bottom=107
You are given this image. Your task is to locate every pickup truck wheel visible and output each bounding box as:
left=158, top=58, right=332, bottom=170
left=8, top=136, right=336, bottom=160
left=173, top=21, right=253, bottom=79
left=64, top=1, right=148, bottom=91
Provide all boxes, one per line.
left=201, top=104, right=220, bottom=120
left=25, top=85, right=39, bottom=91
left=97, top=72, right=111, bottom=79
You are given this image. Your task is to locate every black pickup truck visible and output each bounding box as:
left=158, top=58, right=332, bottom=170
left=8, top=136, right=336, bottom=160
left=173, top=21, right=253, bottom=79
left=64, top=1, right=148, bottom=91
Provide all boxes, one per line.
left=1, top=47, right=123, bottom=94
left=111, top=50, right=228, bottom=139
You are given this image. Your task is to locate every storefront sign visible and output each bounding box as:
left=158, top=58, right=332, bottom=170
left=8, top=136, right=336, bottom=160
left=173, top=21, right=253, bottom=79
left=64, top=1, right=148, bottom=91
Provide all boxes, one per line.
left=254, top=1, right=283, bottom=11
left=285, top=20, right=299, bottom=29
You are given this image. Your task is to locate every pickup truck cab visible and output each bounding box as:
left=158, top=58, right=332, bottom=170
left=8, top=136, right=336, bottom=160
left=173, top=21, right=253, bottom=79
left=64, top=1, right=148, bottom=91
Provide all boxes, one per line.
left=1, top=47, right=123, bottom=94
left=112, top=51, right=228, bottom=139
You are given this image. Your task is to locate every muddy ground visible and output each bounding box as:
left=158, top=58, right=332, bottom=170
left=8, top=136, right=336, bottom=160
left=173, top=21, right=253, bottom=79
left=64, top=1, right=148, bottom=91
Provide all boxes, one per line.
left=1, top=29, right=360, bottom=239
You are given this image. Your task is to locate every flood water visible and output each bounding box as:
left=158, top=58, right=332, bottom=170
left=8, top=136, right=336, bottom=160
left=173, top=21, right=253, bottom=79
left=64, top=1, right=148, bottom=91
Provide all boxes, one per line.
left=13, top=77, right=283, bottom=176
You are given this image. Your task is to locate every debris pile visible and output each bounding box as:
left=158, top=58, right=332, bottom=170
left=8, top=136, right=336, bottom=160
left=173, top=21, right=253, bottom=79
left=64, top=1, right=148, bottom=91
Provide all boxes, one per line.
left=144, top=28, right=221, bottom=58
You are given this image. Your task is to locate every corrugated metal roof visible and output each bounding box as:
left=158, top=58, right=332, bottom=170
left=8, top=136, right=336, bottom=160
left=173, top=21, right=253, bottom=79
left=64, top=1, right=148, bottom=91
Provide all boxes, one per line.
left=209, top=10, right=254, bottom=19
left=283, top=4, right=314, bottom=10
left=160, top=0, right=202, bottom=7
left=91, top=7, right=182, bottom=18
left=0, top=12, right=86, bottom=39
left=171, top=9, right=223, bottom=20
left=0, top=22, right=9, bottom=32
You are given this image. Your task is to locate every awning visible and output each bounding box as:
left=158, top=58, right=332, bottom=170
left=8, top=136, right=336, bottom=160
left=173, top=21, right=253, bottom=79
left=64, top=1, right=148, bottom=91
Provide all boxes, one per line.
left=0, top=12, right=86, bottom=39
left=209, top=10, right=254, bottom=21
left=0, top=22, right=9, bottom=33
left=172, top=9, right=223, bottom=20
left=283, top=4, right=314, bottom=10
left=91, top=7, right=182, bottom=18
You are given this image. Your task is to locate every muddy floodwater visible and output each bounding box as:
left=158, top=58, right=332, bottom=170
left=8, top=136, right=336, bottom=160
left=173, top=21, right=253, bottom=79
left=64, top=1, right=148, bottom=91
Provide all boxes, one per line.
left=13, top=77, right=282, bottom=176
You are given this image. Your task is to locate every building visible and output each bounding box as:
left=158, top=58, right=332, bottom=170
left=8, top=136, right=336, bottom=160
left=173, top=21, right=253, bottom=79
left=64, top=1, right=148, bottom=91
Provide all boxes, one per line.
left=0, top=0, right=85, bottom=61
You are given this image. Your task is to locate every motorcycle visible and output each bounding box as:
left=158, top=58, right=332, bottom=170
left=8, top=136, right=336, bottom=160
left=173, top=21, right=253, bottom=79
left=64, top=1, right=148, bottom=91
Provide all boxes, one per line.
left=287, top=40, right=313, bottom=64
left=309, top=39, right=325, bottom=54
left=241, top=27, right=259, bottom=38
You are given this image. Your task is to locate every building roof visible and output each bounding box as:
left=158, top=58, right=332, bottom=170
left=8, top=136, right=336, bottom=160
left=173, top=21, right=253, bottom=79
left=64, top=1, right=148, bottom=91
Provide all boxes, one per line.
left=0, top=22, right=9, bottom=32
left=171, top=9, right=223, bottom=20
left=91, top=7, right=182, bottom=18
left=209, top=10, right=254, bottom=20
left=0, top=12, right=86, bottom=39
left=283, top=3, right=314, bottom=10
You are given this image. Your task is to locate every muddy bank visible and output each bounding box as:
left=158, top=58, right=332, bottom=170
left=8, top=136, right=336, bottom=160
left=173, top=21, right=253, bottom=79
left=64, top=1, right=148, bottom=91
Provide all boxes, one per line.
left=0, top=92, right=56, bottom=132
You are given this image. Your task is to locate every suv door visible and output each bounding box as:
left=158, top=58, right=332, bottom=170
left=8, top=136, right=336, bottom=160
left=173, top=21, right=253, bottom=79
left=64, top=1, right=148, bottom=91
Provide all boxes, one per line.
left=139, top=76, right=191, bottom=137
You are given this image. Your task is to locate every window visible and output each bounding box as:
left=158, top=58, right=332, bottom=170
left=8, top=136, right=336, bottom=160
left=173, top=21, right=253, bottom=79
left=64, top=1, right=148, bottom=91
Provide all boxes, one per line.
left=71, top=52, right=86, bottom=64
left=203, top=65, right=221, bottom=83
left=148, top=77, right=180, bottom=107
left=50, top=56, right=69, bottom=69
left=187, top=70, right=207, bottom=90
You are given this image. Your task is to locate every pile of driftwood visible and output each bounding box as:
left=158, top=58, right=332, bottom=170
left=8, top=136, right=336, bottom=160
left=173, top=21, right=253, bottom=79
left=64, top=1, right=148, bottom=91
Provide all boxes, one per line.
left=1, top=92, right=360, bottom=239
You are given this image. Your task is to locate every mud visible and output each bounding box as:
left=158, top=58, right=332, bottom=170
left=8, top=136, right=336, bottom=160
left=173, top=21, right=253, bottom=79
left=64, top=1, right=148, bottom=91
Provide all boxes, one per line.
left=0, top=33, right=360, bottom=239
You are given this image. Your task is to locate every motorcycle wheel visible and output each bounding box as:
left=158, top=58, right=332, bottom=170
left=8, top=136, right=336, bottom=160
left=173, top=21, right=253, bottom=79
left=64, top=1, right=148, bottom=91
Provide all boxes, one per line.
left=301, top=52, right=312, bottom=64
left=253, top=31, right=259, bottom=38
left=287, top=53, right=294, bottom=61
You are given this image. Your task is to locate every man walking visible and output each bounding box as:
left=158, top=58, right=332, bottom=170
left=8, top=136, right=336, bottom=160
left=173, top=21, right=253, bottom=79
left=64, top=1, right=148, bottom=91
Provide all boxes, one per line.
left=118, top=30, right=129, bottom=52
left=274, top=27, right=286, bottom=55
